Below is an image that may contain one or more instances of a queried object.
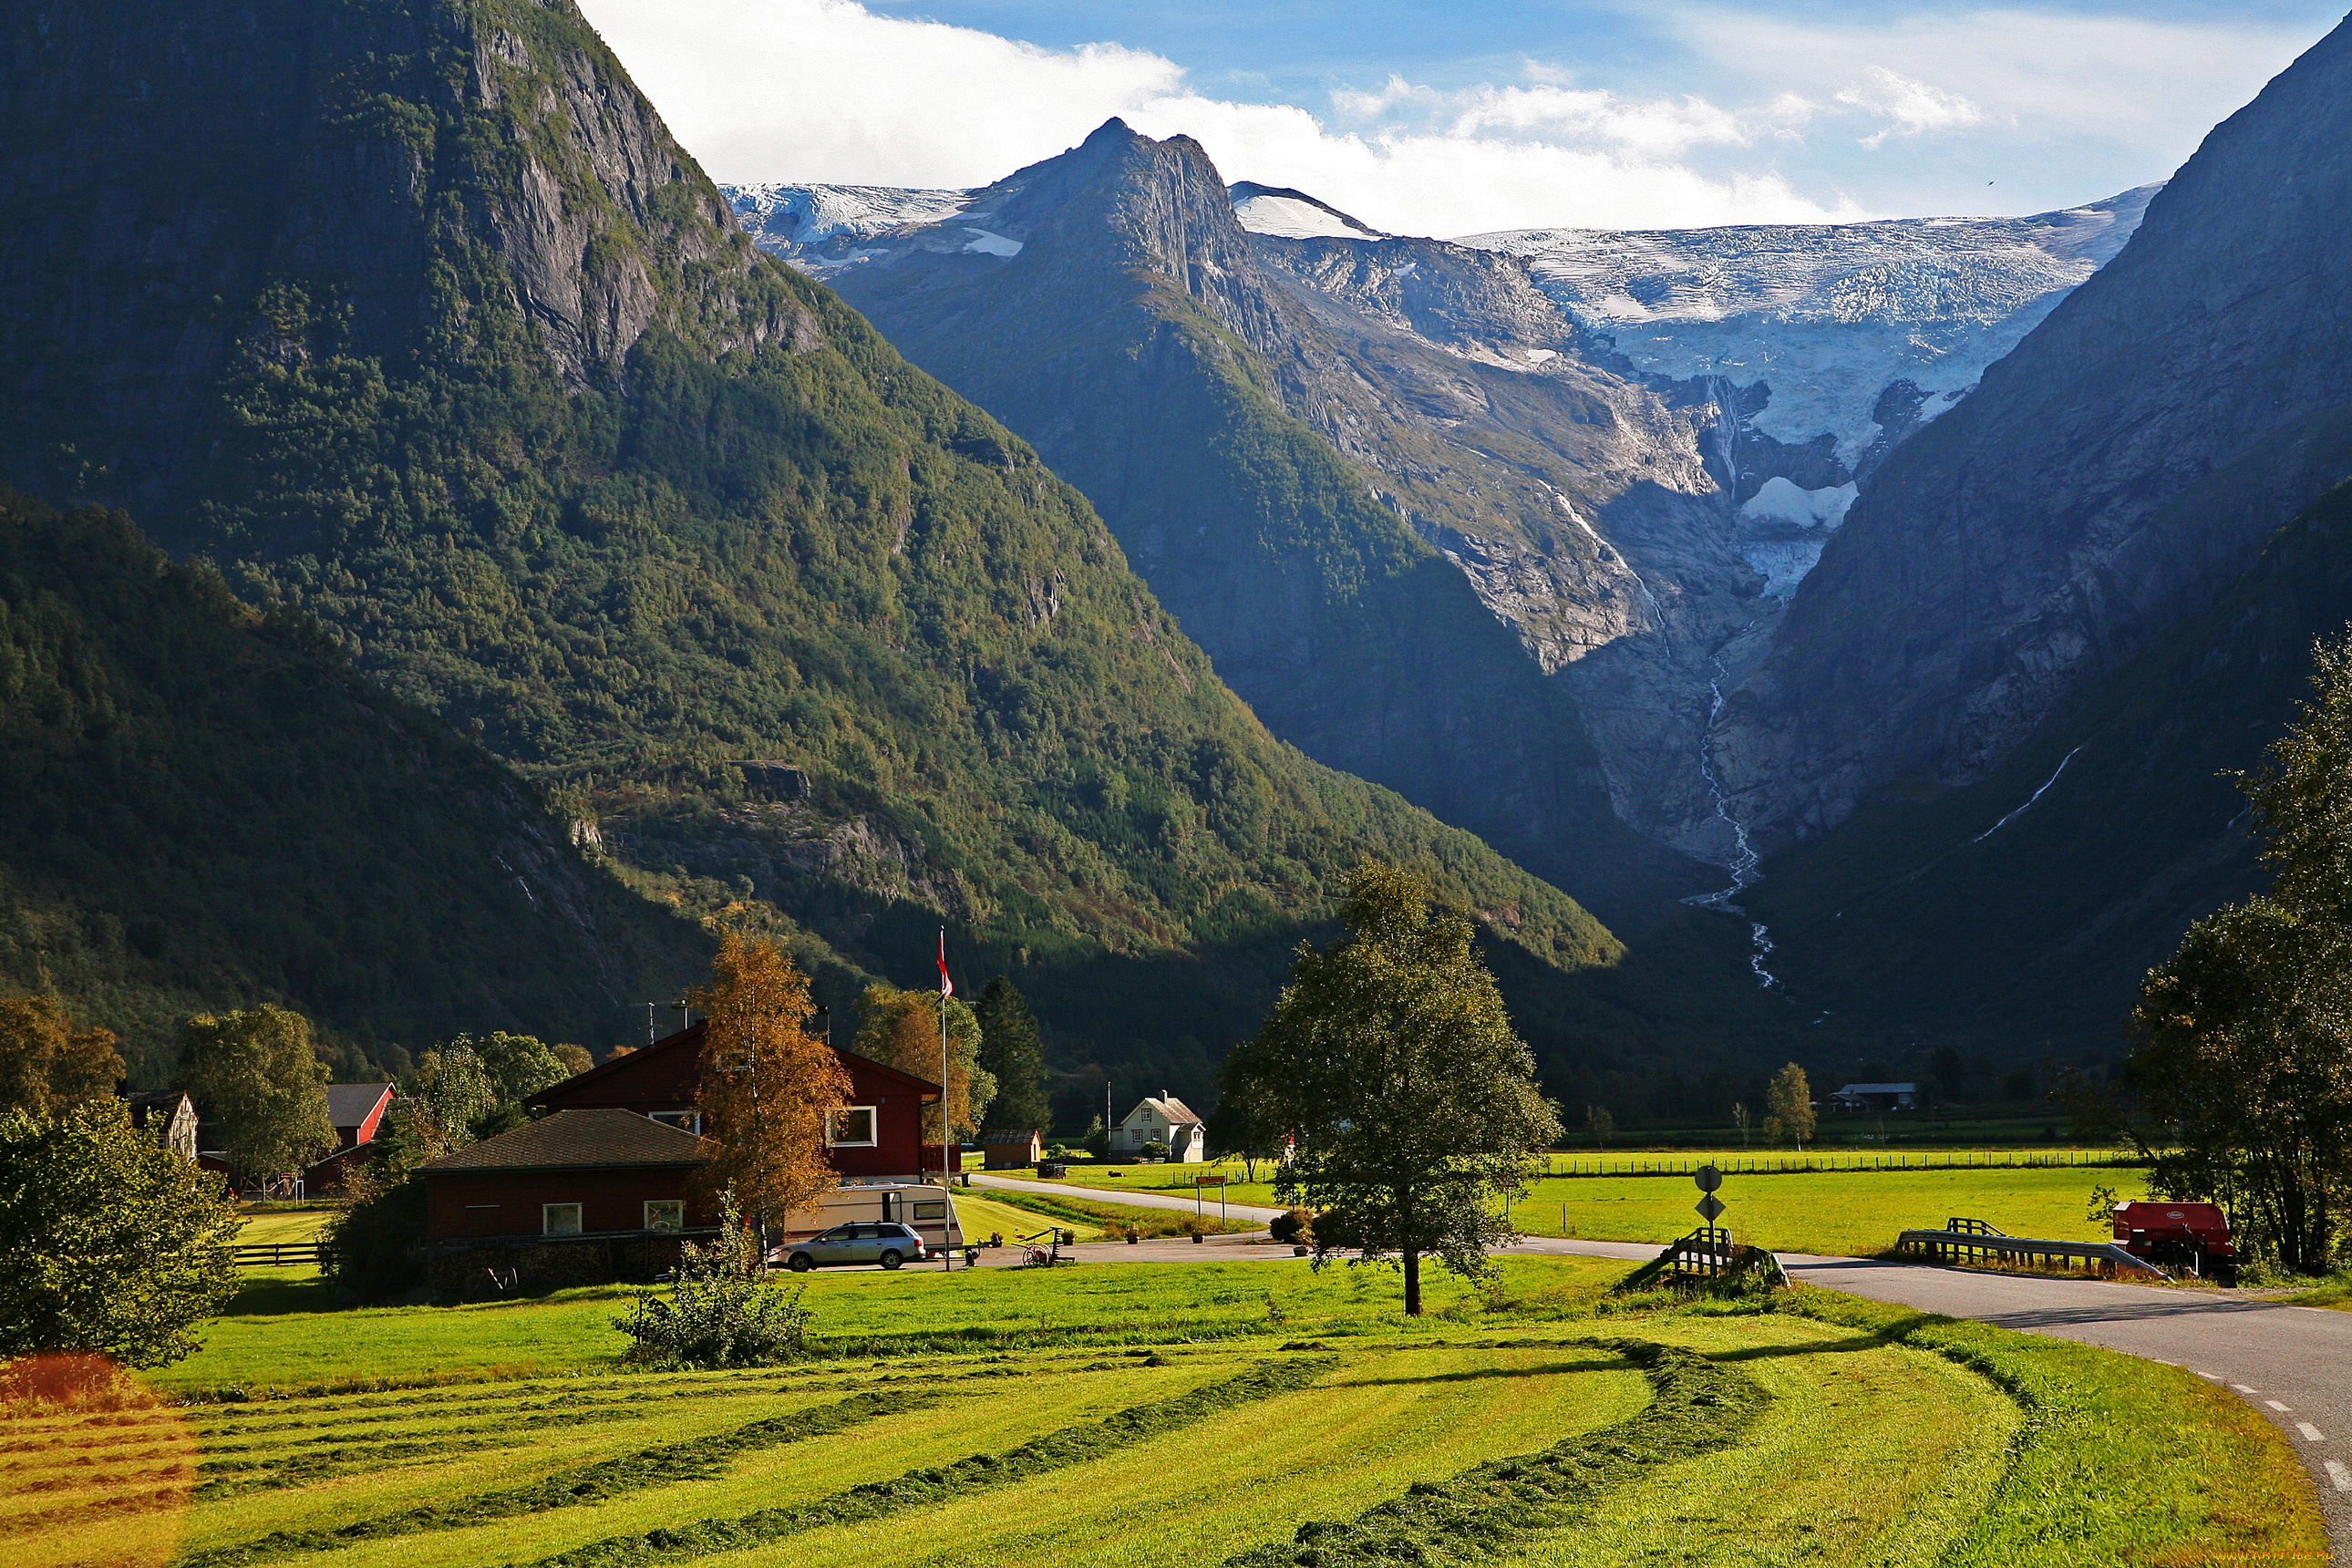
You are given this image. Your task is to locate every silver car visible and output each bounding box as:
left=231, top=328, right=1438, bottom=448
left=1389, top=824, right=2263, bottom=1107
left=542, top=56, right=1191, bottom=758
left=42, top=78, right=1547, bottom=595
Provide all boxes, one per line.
left=782, top=1222, right=931, bottom=1272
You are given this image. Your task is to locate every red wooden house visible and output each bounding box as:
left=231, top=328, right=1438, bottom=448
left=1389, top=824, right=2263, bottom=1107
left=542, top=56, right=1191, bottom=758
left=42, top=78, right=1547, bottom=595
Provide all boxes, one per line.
left=306, top=1082, right=397, bottom=1195
left=521, top=1022, right=950, bottom=1181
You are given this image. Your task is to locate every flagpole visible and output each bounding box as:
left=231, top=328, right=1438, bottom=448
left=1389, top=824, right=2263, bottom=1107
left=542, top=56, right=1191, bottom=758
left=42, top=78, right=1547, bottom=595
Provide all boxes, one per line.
left=937, top=928, right=951, bottom=1205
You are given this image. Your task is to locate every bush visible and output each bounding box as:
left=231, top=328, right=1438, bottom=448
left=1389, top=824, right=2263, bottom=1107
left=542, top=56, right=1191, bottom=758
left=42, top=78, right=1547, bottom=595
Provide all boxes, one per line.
left=324, top=1178, right=428, bottom=1300
left=1140, top=1139, right=1168, bottom=1161
left=1084, top=1119, right=1111, bottom=1159
left=613, top=1195, right=813, bottom=1367
left=1269, top=1209, right=1312, bottom=1244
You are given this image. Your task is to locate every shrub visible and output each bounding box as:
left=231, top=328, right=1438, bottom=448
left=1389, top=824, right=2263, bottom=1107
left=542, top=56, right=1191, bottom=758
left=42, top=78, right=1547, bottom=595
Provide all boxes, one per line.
left=1140, top=1139, right=1169, bottom=1161
left=613, top=1194, right=813, bottom=1367
left=1084, top=1119, right=1111, bottom=1159
left=1269, top=1209, right=1312, bottom=1244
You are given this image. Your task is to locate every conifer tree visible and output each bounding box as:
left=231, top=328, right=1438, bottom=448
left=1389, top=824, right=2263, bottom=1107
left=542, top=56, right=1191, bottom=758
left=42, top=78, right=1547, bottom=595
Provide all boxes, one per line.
left=1220, top=861, right=1560, bottom=1315
left=694, top=935, right=851, bottom=1255
left=974, top=976, right=1050, bottom=1134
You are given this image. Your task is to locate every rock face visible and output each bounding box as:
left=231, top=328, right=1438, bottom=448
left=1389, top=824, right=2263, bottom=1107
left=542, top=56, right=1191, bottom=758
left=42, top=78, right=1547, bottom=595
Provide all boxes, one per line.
left=1460, top=188, right=2156, bottom=595
left=1717, top=17, right=2352, bottom=849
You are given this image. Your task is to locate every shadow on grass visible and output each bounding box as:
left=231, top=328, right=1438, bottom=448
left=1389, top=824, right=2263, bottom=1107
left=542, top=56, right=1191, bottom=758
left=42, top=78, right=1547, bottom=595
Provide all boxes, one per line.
left=1326, top=1355, right=1634, bottom=1388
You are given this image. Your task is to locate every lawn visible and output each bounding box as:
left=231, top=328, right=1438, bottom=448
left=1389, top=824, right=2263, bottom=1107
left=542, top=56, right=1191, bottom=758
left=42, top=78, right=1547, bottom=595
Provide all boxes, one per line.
left=18, top=1253, right=2319, bottom=1568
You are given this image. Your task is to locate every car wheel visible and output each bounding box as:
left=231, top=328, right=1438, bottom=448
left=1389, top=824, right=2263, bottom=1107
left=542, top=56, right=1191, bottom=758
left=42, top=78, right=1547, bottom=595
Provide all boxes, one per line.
left=879, top=1250, right=903, bottom=1270
left=786, top=1253, right=815, bottom=1273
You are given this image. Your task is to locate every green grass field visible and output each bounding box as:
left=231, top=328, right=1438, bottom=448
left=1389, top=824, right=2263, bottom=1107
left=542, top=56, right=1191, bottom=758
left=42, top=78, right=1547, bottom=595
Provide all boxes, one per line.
left=991, top=1161, right=2131, bottom=1258
left=15, top=1255, right=2319, bottom=1568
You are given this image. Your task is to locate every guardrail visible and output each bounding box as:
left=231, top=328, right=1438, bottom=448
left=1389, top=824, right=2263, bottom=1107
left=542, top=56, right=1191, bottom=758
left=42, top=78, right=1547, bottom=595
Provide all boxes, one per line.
left=1545, top=1150, right=2136, bottom=1178
left=232, top=1242, right=326, bottom=1270
left=1893, top=1216, right=2165, bottom=1277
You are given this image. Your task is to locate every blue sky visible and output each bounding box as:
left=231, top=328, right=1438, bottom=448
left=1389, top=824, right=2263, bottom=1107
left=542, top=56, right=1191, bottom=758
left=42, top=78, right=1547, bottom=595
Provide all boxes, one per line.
left=583, top=0, right=2342, bottom=233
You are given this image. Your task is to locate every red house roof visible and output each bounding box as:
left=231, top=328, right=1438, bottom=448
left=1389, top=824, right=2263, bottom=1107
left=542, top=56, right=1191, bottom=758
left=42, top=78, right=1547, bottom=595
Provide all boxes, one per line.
left=522, top=1022, right=940, bottom=1110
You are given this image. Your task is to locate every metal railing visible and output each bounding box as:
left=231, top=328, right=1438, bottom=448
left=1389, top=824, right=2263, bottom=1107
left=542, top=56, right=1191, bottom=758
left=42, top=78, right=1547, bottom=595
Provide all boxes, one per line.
left=1894, top=1217, right=2165, bottom=1277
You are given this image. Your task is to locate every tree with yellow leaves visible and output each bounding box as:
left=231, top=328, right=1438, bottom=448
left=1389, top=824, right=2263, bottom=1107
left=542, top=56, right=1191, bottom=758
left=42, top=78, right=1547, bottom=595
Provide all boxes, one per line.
left=692, top=935, right=851, bottom=1255
left=0, top=995, right=124, bottom=1117
left=852, top=985, right=993, bottom=1161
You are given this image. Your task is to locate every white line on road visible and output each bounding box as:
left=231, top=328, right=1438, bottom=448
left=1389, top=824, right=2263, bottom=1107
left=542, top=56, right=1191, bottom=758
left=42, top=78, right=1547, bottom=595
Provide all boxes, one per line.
left=2270, top=1400, right=2295, bottom=1411
left=2327, top=1460, right=2352, bottom=1492
left=2233, top=1384, right=2259, bottom=1394
left=2197, top=1371, right=2223, bottom=1381
left=2299, top=1423, right=2326, bottom=1442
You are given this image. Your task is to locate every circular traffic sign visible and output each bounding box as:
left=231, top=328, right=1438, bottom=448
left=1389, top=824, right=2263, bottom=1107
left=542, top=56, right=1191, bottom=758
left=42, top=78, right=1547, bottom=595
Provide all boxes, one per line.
left=1694, top=1164, right=1723, bottom=1192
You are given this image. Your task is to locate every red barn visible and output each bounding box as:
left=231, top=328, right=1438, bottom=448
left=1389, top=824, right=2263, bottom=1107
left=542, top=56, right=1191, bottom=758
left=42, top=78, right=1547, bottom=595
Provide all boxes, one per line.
left=523, top=1021, right=949, bottom=1181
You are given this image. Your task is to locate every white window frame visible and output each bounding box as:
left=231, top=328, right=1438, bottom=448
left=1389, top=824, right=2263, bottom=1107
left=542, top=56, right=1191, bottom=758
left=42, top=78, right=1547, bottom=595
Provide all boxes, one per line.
left=828, top=1106, right=879, bottom=1147
left=647, top=1110, right=702, bottom=1134
left=542, top=1202, right=583, bottom=1236
left=643, top=1199, right=684, bottom=1233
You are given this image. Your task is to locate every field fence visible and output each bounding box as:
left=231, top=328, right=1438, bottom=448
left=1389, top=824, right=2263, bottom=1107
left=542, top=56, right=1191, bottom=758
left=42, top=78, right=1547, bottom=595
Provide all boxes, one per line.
left=1540, top=1150, right=2141, bottom=1179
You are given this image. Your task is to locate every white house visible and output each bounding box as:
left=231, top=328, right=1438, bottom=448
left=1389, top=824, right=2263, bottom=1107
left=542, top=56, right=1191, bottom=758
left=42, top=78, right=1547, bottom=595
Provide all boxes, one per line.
left=1113, top=1093, right=1206, bottom=1161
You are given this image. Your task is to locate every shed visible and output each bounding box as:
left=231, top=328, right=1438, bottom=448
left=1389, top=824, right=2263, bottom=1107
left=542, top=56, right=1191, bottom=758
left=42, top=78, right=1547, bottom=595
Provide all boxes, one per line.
left=979, top=1130, right=1043, bottom=1169
left=1829, top=1082, right=1918, bottom=1113
left=417, top=1108, right=717, bottom=1243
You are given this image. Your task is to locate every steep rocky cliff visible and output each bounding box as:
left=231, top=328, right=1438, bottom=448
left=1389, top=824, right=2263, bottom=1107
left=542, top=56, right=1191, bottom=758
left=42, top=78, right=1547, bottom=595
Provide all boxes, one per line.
left=0, top=0, right=1622, bottom=1096
left=1717, top=17, right=2352, bottom=849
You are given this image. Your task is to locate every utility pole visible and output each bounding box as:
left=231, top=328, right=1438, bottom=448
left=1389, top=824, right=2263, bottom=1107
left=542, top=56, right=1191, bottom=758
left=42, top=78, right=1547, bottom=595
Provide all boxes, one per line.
left=642, top=1003, right=657, bottom=1047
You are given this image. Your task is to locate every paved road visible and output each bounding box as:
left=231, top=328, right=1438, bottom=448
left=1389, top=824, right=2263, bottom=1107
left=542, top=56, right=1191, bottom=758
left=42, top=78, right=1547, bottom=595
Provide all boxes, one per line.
left=966, top=1171, right=1287, bottom=1223
left=973, top=1177, right=2352, bottom=1553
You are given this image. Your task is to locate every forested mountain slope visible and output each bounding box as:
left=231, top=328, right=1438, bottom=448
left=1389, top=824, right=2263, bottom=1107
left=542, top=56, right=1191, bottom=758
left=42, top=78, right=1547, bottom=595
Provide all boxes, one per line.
left=0, top=489, right=707, bottom=1079
left=0, top=0, right=1620, bottom=1102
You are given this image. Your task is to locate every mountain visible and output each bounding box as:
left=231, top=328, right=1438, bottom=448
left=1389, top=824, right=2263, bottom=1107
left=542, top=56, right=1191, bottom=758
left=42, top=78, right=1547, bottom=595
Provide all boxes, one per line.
left=0, top=488, right=707, bottom=1080
left=0, top=0, right=1621, bottom=1103
left=729, top=119, right=1755, bottom=920
left=1718, top=20, right=2352, bottom=850
left=1459, top=188, right=2157, bottom=594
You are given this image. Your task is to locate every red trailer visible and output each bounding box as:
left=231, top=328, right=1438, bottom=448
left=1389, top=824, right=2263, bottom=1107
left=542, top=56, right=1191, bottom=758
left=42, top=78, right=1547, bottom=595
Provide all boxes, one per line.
left=2112, top=1201, right=2236, bottom=1280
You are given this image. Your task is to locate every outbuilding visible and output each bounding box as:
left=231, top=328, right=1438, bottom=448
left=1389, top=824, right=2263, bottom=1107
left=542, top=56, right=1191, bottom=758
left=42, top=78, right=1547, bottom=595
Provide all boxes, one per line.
left=980, top=1130, right=1043, bottom=1169
left=1829, top=1082, right=1918, bottom=1113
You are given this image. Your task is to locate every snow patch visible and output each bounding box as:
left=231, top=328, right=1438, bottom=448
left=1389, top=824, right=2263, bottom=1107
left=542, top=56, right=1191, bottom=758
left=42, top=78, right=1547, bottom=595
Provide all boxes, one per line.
left=1743, top=477, right=1856, bottom=530
left=961, top=228, right=1024, bottom=257
left=1235, top=192, right=1378, bottom=240
left=726, top=182, right=972, bottom=246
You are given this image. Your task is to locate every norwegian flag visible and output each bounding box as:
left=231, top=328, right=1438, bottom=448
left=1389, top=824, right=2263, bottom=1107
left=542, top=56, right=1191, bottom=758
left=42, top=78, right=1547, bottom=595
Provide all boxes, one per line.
left=936, top=930, right=953, bottom=998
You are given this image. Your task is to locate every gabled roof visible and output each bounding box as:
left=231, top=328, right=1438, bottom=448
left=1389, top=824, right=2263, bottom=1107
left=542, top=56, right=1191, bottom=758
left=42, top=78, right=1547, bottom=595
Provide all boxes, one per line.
left=979, top=1129, right=1042, bottom=1144
left=1834, top=1082, right=1918, bottom=1096
left=326, top=1083, right=395, bottom=1128
left=521, top=1022, right=942, bottom=1108
left=1126, top=1096, right=1202, bottom=1126
left=120, top=1089, right=191, bottom=1128
left=418, top=1109, right=713, bottom=1172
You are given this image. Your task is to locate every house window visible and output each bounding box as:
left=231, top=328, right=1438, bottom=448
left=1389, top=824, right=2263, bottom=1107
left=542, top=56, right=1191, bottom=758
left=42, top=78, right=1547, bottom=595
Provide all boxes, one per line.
left=644, top=1200, right=684, bottom=1233
left=542, top=1202, right=583, bottom=1236
left=828, top=1107, right=878, bottom=1147
left=648, top=1110, right=702, bottom=1134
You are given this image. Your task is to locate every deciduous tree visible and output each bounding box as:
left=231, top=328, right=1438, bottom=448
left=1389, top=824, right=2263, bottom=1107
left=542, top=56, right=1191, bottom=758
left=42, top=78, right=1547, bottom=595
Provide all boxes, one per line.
left=0, top=995, right=123, bottom=1116
left=0, top=1099, right=238, bottom=1367
left=442, top=1031, right=571, bottom=1102
left=177, top=1006, right=335, bottom=1186
left=853, top=985, right=993, bottom=1154
left=695, top=935, right=851, bottom=1251
left=974, top=977, right=1049, bottom=1134
left=1219, top=861, right=1561, bottom=1315
left=1763, top=1063, right=1814, bottom=1150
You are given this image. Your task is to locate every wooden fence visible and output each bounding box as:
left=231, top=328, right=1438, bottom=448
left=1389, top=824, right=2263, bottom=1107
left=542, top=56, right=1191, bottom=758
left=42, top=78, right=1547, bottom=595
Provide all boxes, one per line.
left=232, top=1242, right=326, bottom=1270
left=1543, top=1150, right=2138, bottom=1179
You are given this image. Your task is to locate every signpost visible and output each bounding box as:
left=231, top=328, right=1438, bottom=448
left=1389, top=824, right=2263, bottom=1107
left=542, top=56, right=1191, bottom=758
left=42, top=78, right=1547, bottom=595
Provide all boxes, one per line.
left=1687, top=1165, right=1729, bottom=1276
left=1196, top=1174, right=1228, bottom=1223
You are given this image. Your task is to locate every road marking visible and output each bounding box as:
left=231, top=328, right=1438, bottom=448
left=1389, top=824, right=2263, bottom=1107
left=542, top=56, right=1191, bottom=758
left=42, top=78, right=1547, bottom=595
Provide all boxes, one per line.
left=2326, top=1460, right=2351, bottom=1492
left=2298, top=1423, right=2326, bottom=1441
left=2196, top=1371, right=2222, bottom=1381
left=2233, top=1384, right=2259, bottom=1394
left=2269, top=1400, right=2294, bottom=1411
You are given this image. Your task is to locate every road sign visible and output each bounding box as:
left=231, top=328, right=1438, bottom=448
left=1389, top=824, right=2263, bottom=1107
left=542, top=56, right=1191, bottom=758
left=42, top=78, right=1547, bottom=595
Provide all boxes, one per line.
left=1196, top=1175, right=1228, bottom=1185
left=1696, top=1192, right=1726, bottom=1223
left=1694, top=1164, right=1723, bottom=1192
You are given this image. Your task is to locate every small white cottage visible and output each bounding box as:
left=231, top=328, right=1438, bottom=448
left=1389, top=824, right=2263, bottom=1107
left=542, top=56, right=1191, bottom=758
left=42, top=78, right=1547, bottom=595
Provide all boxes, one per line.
left=1113, top=1093, right=1206, bottom=1161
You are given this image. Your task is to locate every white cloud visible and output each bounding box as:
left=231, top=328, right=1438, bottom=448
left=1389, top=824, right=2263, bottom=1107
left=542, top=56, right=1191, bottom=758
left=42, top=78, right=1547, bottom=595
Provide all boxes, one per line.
left=578, top=0, right=1864, bottom=233
left=1835, top=67, right=1989, bottom=150
left=1672, top=5, right=2319, bottom=150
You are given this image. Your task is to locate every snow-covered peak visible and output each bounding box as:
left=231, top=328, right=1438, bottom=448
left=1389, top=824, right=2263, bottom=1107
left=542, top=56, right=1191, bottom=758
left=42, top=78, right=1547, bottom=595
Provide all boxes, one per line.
left=1228, top=182, right=1386, bottom=242
left=727, top=182, right=974, bottom=248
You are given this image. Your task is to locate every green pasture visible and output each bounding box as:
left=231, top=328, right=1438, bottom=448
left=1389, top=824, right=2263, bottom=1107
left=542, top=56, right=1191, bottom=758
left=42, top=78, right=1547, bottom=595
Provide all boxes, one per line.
left=17, top=1254, right=2320, bottom=1568
left=990, top=1161, right=2136, bottom=1257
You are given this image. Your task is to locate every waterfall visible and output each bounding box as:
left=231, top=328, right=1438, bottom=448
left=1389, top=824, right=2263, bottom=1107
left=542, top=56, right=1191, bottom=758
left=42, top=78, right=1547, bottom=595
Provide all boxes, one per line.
left=1682, top=645, right=1779, bottom=987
